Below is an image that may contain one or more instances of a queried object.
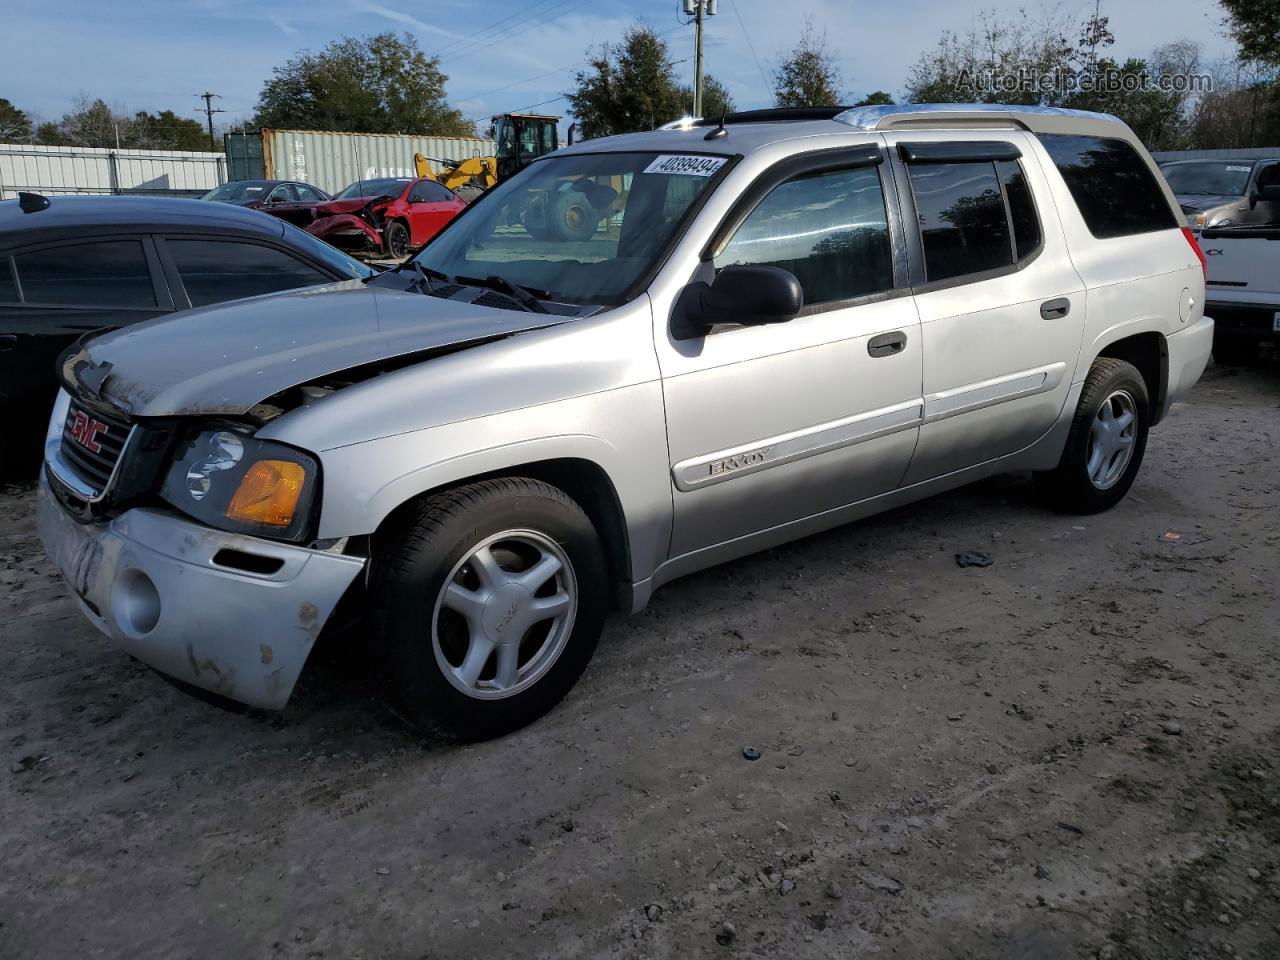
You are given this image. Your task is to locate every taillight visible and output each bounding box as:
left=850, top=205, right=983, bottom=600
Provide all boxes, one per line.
left=1182, top=227, right=1207, bottom=280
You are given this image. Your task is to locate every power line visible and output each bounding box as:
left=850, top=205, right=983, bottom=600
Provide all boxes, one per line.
left=437, top=0, right=595, bottom=67
left=429, top=0, right=563, bottom=59
left=727, top=0, right=771, bottom=92
left=462, top=24, right=688, bottom=125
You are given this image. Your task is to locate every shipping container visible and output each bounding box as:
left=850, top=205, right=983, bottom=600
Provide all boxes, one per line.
left=0, top=143, right=226, bottom=199
left=1153, top=147, right=1280, bottom=163
left=224, top=129, right=496, bottom=195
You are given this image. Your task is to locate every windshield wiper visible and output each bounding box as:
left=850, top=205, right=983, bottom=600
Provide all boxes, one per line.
left=454, top=274, right=551, bottom=314
left=381, top=260, right=450, bottom=290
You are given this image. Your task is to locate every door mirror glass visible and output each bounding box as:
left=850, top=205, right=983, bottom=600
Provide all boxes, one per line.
left=676, top=265, right=802, bottom=337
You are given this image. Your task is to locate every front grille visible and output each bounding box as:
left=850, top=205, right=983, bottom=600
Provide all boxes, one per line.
left=60, top=398, right=134, bottom=493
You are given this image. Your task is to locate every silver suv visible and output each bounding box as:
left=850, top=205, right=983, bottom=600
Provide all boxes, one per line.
left=38, top=104, right=1214, bottom=739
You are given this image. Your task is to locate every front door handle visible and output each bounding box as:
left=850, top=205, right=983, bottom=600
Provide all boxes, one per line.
left=868, top=330, right=908, bottom=358
left=1040, top=297, right=1071, bottom=320
left=0, top=335, right=15, bottom=352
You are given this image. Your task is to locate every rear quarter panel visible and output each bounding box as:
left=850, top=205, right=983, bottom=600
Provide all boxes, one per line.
left=1027, top=136, right=1204, bottom=378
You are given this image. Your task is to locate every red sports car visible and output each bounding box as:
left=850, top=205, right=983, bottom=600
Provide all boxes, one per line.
left=261, top=177, right=467, bottom=258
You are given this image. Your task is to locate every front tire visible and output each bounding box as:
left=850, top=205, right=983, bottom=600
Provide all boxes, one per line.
left=384, top=220, right=411, bottom=259
left=1036, top=357, right=1150, bottom=514
left=372, top=478, right=608, bottom=740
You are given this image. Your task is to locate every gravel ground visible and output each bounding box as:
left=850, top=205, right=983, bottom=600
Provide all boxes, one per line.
left=1, top=362, right=1278, bottom=960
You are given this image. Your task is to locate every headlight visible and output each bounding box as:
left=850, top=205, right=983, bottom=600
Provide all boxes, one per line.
left=159, top=426, right=319, bottom=542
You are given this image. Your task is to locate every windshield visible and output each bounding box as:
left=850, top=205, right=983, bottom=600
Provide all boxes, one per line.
left=335, top=178, right=411, bottom=200
left=414, top=151, right=728, bottom=304
left=202, top=181, right=269, bottom=202
left=1162, top=161, right=1253, bottom=197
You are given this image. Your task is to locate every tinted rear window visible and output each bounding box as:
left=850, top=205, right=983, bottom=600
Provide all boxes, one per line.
left=908, top=161, right=1012, bottom=282
left=1037, top=134, right=1177, bottom=239
left=15, top=240, right=156, bottom=307
left=996, top=159, right=1041, bottom=260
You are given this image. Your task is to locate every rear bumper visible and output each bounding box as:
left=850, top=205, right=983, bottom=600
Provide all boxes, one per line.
left=36, top=476, right=365, bottom=709
left=1162, top=316, right=1214, bottom=417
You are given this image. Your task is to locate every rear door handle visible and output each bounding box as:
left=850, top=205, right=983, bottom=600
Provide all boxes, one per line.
left=1040, top=297, right=1071, bottom=320
left=0, top=335, right=15, bottom=352
left=868, top=331, right=908, bottom=358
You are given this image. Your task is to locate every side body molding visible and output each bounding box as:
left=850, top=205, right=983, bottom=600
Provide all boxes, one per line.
left=673, top=399, right=923, bottom=491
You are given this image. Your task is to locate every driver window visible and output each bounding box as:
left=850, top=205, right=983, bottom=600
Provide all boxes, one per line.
left=718, top=165, right=894, bottom=307
left=268, top=184, right=297, bottom=203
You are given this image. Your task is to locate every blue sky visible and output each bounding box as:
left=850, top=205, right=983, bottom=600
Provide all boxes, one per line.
left=1, top=0, right=1236, bottom=134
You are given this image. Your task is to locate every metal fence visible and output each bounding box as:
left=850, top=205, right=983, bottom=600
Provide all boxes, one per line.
left=225, top=129, right=496, bottom=195
left=1153, top=147, right=1280, bottom=163
left=0, top=143, right=227, bottom=199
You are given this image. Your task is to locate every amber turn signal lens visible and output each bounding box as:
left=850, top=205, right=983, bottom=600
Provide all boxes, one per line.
left=226, top=459, right=306, bottom=527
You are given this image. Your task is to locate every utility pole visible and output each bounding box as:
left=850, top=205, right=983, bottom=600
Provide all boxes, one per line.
left=684, top=0, right=718, bottom=117
left=197, top=92, right=225, bottom=151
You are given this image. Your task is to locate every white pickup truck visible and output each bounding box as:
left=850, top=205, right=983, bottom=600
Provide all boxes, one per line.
left=1201, top=215, right=1280, bottom=364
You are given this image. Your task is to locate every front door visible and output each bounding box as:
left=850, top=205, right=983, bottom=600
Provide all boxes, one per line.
left=406, top=180, right=465, bottom=246
left=657, top=148, right=924, bottom=559
left=885, top=132, right=1087, bottom=484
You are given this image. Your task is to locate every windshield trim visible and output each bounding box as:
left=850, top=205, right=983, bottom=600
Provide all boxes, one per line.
left=407, top=149, right=741, bottom=308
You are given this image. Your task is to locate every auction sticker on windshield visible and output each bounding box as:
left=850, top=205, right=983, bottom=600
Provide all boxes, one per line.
left=644, top=155, right=727, bottom=177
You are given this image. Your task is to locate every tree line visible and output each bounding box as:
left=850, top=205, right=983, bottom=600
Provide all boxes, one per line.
left=0, top=96, right=213, bottom=151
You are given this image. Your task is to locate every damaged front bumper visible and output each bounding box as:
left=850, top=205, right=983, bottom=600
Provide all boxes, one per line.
left=36, top=476, right=365, bottom=709
left=306, top=213, right=383, bottom=251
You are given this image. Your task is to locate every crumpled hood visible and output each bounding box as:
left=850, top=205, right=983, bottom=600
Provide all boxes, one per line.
left=312, top=197, right=385, bottom=216
left=70, top=280, right=566, bottom=417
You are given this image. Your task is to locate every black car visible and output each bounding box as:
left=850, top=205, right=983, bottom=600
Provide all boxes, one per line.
left=0, top=194, right=372, bottom=472
left=201, top=179, right=332, bottom=208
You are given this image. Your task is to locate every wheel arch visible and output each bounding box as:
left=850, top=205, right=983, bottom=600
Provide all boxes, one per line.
left=1093, top=331, right=1168, bottom=424
left=372, top=455, right=634, bottom=607
left=384, top=216, right=412, bottom=252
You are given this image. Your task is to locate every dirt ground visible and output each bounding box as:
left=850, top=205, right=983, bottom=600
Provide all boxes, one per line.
left=2, top=362, right=1278, bottom=960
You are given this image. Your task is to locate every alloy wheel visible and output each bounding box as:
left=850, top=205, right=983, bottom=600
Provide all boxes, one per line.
left=431, top=529, right=578, bottom=701
left=1086, top=389, right=1138, bottom=490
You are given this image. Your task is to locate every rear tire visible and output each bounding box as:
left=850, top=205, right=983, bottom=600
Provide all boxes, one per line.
left=1036, top=357, right=1150, bottom=514
left=371, top=478, right=608, bottom=740
left=549, top=190, right=598, bottom=242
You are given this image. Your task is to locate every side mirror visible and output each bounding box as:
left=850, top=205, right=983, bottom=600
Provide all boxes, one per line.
left=674, top=265, right=803, bottom=338
left=1249, top=184, right=1280, bottom=208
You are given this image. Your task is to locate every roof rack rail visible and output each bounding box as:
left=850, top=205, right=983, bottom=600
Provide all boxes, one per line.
left=833, top=102, right=1115, bottom=131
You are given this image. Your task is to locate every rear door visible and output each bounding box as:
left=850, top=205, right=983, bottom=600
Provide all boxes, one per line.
left=0, top=235, right=171, bottom=433
left=885, top=132, right=1086, bottom=484
left=406, top=179, right=465, bottom=246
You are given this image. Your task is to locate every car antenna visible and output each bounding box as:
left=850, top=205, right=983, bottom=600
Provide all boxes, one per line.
left=18, top=192, right=50, bottom=213
left=704, top=112, right=728, bottom=141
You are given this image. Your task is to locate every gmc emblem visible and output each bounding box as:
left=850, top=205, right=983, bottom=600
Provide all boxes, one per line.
left=69, top=410, right=108, bottom=454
